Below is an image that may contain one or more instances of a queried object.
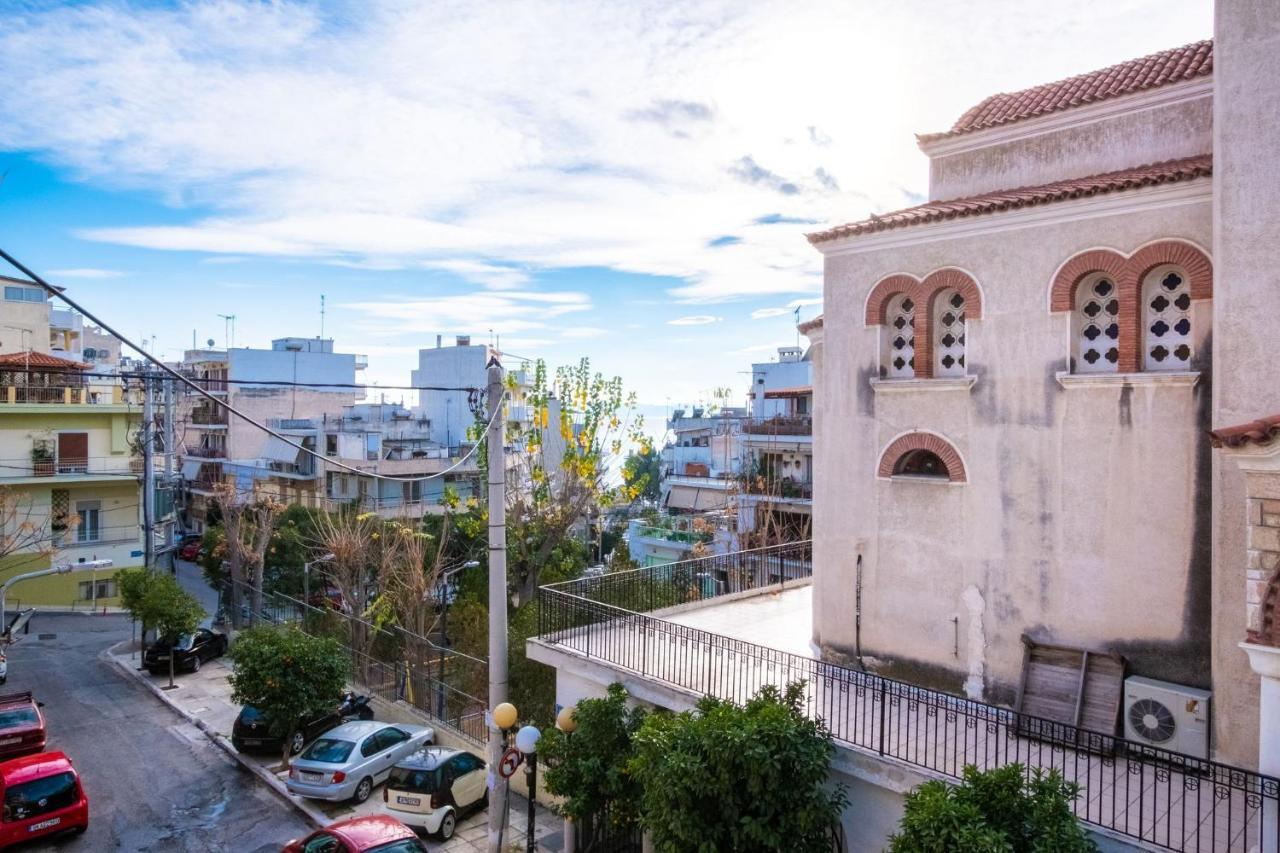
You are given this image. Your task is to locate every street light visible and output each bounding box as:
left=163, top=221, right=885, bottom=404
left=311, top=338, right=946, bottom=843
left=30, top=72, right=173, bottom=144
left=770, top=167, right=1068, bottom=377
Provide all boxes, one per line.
left=434, top=559, right=480, bottom=718
left=1, top=559, right=112, bottom=641
left=516, top=724, right=542, bottom=853
left=303, top=553, right=335, bottom=607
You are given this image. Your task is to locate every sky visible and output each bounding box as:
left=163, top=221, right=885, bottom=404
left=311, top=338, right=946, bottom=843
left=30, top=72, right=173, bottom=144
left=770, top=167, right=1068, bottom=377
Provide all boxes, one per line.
left=0, top=0, right=1212, bottom=426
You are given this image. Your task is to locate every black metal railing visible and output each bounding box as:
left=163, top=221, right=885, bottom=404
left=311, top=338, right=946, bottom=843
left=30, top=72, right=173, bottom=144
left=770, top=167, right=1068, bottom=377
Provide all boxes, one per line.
left=537, top=542, right=1280, bottom=852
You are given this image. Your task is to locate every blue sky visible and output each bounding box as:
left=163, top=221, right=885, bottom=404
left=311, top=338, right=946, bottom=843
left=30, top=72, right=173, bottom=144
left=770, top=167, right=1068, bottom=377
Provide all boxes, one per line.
left=0, top=0, right=1211, bottom=422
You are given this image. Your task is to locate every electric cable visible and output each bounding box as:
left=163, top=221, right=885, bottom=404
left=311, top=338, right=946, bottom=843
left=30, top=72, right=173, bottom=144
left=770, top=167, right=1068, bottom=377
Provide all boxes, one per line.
left=0, top=247, right=505, bottom=484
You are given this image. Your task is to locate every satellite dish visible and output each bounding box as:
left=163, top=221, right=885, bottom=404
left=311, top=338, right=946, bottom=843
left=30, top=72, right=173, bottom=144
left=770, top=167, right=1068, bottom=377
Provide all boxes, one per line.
left=207, top=339, right=216, bottom=347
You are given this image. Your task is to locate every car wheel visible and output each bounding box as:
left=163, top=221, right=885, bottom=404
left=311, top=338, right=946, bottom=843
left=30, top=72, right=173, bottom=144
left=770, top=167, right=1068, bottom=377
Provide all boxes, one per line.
left=289, top=732, right=305, bottom=755
left=352, top=776, right=373, bottom=804
left=190, top=656, right=201, bottom=673
left=438, top=809, right=456, bottom=841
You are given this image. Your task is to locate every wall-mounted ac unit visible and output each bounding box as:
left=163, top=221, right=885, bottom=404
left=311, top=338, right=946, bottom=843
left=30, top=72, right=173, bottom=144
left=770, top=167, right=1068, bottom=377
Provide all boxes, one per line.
left=1123, top=676, right=1210, bottom=759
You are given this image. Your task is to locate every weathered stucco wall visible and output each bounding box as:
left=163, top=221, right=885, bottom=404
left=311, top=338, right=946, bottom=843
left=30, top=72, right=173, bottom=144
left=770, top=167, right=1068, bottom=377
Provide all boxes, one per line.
left=926, top=84, right=1211, bottom=200
left=1208, top=0, right=1280, bottom=770
left=813, top=190, right=1213, bottom=709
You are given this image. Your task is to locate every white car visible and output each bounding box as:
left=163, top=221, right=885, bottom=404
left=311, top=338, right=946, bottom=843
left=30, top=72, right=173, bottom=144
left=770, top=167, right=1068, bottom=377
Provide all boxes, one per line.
left=0, top=650, right=8, bottom=685
left=382, top=747, right=488, bottom=841
left=285, top=720, right=434, bottom=803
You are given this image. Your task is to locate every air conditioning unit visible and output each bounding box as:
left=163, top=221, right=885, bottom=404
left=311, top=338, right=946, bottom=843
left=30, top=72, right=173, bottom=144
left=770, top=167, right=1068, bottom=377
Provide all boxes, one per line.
left=1123, top=676, right=1210, bottom=759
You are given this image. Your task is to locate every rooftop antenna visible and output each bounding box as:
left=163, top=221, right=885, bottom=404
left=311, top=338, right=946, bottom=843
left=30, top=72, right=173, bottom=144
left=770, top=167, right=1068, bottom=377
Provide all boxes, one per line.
left=320, top=294, right=326, bottom=338
left=217, top=314, right=236, bottom=350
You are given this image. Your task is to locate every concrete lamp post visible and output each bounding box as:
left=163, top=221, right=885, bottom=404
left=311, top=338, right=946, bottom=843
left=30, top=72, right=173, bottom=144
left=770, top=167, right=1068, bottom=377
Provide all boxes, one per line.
left=1, top=559, right=113, bottom=641
left=302, top=553, right=336, bottom=607
left=516, top=724, right=542, bottom=853
left=555, top=707, right=578, bottom=853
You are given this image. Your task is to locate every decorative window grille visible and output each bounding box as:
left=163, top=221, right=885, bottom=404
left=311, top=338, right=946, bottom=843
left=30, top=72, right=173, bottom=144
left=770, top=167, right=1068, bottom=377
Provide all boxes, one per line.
left=934, top=289, right=966, bottom=377
left=1075, top=276, right=1120, bottom=373
left=885, top=294, right=916, bottom=378
left=1144, top=266, right=1192, bottom=370
left=893, top=449, right=949, bottom=479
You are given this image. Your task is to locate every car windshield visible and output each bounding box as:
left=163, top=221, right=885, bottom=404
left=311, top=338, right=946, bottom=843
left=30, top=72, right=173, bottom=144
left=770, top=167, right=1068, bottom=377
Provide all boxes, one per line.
left=370, top=840, right=425, bottom=853
left=3, top=771, right=77, bottom=823
left=160, top=634, right=195, bottom=650
left=300, top=738, right=354, bottom=763
left=239, top=706, right=264, bottom=722
left=0, top=708, right=38, bottom=729
left=388, top=766, right=442, bottom=793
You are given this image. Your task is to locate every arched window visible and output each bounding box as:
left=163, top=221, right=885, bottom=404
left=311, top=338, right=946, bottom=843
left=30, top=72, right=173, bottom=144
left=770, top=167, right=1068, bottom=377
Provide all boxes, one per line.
left=933, top=288, right=966, bottom=377
left=1074, top=273, right=1120, bottom=373
left=1143, top=265, right=1192, bottom=370
left=893, top=449, right=950, bottom=479
left=884, top=294, right=916, bottom=378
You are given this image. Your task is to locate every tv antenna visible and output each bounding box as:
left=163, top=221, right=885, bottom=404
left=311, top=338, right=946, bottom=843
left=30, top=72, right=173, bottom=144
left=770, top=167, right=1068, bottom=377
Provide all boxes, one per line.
left=217, top=314, right=236, bottom=350
left=320, top=294, right=326, bottom=338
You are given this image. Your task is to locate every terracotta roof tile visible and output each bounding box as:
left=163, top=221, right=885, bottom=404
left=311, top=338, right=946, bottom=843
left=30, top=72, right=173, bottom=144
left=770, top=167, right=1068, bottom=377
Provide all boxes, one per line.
left=807, top=155, right=1211, bottom=245
left=1210, top=415, right=1280, bottom=449
left=798, top=315, right=823, bottom=334
left=921, top=40, right=1212, bottom=142
left=0, top=351, right=90, bottom=369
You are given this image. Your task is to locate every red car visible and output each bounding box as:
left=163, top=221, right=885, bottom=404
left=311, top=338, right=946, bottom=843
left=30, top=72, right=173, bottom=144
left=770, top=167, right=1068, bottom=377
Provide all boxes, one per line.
left=0, top=751, right=88, bottom=848
left=0, top=694, right=44, bottom=759
left=283, top=814, right=426, bottom=853
left=178, top=538, right=203, bottom=561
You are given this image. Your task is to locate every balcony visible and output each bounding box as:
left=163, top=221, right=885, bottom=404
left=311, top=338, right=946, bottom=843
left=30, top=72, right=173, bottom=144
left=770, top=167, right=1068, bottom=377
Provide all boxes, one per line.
left=0, top=456, right=139, bottom=483
left=52, top=524, right=142, bottom=549
left=742, top=477, right=813, bottom=500
left=743, top=416, right=812, bottom=436
left=190, top=409, right=229, bottom=426
left=183, top=444, right=227, bottom=459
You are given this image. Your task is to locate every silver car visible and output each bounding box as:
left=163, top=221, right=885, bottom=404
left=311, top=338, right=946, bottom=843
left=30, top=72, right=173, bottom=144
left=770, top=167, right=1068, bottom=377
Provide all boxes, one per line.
left=285, top=720, right=435, bottom=803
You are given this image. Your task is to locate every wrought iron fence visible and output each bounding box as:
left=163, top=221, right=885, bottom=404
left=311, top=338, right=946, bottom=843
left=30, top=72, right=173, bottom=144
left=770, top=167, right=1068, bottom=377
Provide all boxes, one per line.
left=538, top=542, right=1280, bottom=853
left=225, top=579, right=488, bottom=746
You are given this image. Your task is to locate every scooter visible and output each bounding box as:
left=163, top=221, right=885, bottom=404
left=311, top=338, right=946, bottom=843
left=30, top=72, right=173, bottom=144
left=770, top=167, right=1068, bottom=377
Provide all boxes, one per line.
left=337, top=691, right=374, bottom=721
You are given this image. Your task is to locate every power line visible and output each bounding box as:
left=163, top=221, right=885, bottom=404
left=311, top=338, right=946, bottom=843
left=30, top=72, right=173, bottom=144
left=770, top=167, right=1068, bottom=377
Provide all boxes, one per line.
left=12, top=368, right=481, bottom=394
left=0, top=246, right=504, bottom=485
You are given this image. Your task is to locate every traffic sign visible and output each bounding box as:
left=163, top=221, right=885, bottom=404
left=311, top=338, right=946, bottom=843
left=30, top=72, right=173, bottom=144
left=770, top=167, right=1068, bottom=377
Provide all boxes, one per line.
left=498, top=747, right=523, bottom=779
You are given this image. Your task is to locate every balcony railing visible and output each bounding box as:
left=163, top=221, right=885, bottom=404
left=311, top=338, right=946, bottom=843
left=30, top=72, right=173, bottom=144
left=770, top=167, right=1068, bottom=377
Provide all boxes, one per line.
left=630, top=524, right=713, bottom=545
left=743, top=416, right=812, bottom=435
left=52, top=524, right=142, bottom=549
left=183, top=444, right=227, bottom=459
left=0, top=456, right=139, bottom=479
left=537, top=543, right=1280, bottom=852
left=1, top=385, right=87, bottom=405
left=190, top=409, right=229, bottom=425
left=742, top=477, right=813, bottom=499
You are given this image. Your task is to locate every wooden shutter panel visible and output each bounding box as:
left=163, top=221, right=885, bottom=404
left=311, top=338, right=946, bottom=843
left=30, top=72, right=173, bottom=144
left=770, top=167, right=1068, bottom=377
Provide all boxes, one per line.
left=57, top=432, right=89, bottom=473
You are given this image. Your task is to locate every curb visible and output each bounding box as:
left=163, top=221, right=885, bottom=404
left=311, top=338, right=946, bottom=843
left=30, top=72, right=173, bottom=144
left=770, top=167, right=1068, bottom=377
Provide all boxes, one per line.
left=103, top=641, right=330, bottom=831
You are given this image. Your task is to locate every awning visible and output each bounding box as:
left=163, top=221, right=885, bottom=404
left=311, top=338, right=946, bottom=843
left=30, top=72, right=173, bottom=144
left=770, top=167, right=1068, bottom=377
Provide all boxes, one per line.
left=666, top=485, right=729, bottom=511
left=262, top=436, right=303, bottom=464
left=181, top=461, right=202, bottom=479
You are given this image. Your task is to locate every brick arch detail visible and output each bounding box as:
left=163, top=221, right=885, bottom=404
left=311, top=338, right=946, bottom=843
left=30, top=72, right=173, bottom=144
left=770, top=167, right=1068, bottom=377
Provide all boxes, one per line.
left=921, top=268, right=983, bottom=320
left=1249, top=568, right=1280, bottom=647
left=1049, top=249, right=1130, bottom=313
left=866, top=269, right=983, bottom=379
left=864, top=274, right=927, bottom=326
left=1129, top=240, right=1213, bottom=300
left=877, top=431, right=967, bottom=483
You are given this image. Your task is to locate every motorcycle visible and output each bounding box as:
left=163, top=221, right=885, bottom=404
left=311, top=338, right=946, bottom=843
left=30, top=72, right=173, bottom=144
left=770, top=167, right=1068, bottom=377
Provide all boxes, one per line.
left=337, top=691, right=374, bottom=721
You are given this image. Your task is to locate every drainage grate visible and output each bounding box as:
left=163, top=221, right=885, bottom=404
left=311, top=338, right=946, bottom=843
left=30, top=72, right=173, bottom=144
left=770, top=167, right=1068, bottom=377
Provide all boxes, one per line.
left=37, top=633, right=56, bottom=640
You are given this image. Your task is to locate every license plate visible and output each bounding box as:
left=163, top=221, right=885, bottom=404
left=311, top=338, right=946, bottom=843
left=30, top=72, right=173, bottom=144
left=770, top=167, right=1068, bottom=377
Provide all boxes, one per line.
left=396, top=795, right=421, bottom=806
left=242, top=739, right=261, bottom=746
left=0, top=737, right=21, bottom=746
left=30, top=817, right=60, bottom=832
left=301, top=772, right=322, bottom=783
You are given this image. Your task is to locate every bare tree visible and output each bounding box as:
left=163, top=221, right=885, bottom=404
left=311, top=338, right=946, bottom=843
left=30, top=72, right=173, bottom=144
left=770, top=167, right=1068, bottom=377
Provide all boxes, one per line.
left=0, top=485, right=62, bottom=565
left=310, top=509, right=381, bottom=674
left=214, top=484, right=284, bottom=627
left=377, top=517, right=445, bottom=640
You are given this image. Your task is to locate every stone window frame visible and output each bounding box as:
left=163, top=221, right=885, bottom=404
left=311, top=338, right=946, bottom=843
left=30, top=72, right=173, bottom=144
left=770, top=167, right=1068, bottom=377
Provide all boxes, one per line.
left=865, top=268, right=983, bottom=381
left=1049, top=240, right=1212, bottom=375
left=877, top=430, right=968, bottom=484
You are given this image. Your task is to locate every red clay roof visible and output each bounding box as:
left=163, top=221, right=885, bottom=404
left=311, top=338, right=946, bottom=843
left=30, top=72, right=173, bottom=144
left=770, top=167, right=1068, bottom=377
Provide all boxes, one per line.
left=921, top=40, right=1212, bottom=142
left=1210, top=415, right=1280, bottom=449
left=807, top=155, right=1211, bottom=244
left=0, top=351, right=89, bottom=369
left=798, top=315, right=823, bottom=334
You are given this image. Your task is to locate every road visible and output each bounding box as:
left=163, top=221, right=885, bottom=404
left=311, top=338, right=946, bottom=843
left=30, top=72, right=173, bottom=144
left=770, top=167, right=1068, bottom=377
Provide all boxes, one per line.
left=6, top=612, right=311, bottom=852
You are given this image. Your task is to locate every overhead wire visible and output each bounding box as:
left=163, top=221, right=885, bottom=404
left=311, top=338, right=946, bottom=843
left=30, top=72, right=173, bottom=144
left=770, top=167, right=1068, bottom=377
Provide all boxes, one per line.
left=17, top=368, right=481, bottom=394
left=0, top=247, right=505, bottom=485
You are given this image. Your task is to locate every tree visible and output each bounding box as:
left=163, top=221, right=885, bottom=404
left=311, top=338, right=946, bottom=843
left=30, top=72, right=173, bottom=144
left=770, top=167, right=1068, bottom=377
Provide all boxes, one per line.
left=143, top=573, right=207, bottom=690
left=228, top=626, right=349, bottom=769
left=622, top=446, right=661, bottom=502
left=117, top=567, right=161, bottom=647
left=889, top=764, right=1096, bottom=853
left=630, top=682, right=845, bottom=853
left=214, top=485, right=285, bottom=628
left=0, top=485, right=60, bottom=565
left=541, top=684, right=647, bottom=835
left=311, top=509, right=383, bottom=675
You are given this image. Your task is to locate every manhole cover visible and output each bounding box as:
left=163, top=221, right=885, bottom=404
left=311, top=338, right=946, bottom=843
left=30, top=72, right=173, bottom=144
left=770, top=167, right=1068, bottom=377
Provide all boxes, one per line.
left=37, top=633, right=56, bottom=640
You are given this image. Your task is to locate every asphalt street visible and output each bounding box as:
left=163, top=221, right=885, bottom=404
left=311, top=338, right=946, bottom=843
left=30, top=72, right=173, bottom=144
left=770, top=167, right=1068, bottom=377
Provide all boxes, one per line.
left=5, top=611, right=311, bottom=852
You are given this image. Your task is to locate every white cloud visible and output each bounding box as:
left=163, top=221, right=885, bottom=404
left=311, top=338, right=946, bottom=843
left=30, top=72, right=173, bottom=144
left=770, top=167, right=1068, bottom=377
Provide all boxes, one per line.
left=47, top=268, right=122, bottom=279
left=787, top=297, right=823, bottom=308
left=750, top=307, right=792, bottom=319
left=668, top=315, right=720, bottom=326
left=340, top=288, right=591, bottom=338
left=560, top=327, right=609, bottom=339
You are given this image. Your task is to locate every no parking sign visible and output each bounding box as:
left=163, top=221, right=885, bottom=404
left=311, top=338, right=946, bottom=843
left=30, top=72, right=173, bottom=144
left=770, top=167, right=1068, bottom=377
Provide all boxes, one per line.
left=498, top=747, right=523, bottom=779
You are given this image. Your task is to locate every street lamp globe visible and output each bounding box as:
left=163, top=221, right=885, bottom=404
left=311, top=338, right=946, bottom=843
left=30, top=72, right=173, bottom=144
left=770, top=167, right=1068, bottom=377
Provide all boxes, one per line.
left=555, top=706, right=577, bottom=734
left=493, top=702, right=519, bottom=731
left=515, top=725, right=541, bottom=755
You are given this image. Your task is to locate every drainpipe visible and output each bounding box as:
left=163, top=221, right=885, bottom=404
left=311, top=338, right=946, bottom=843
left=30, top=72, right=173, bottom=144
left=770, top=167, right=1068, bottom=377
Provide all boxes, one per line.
left=854, top=551, right=865, bottom=670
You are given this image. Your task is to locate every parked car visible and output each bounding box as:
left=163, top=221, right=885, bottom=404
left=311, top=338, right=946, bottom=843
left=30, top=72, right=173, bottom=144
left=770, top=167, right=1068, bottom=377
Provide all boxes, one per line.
left=178, top=536, right=204, bottom=562
left=233, top=692, right=375, bottom=756
left=0, top=649, right=8, bottom=685
left=382, top=747, right=487, bottom=841
left=0, top=751, right=88, bottom=848
left=285, top=721, right=434, bottom=804
left=307, top=586, right=346, bottom=612
left=282, top=814, right=426, bottom=853
left=0, top=693, right=45, bottom=760
left=143, top=627, right=228, bottom=675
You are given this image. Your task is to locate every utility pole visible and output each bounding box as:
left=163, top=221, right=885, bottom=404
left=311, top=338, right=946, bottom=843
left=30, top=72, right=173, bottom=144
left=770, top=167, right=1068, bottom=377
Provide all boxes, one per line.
left=163, top=377, right=176, bottom=568
left=485, top=357, right=509, bottom=853
left=141, top=366, right=155, bottom=571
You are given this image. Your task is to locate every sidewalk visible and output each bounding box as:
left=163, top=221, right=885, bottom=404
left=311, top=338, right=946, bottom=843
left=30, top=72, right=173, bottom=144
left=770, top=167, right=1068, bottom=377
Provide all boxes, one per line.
left=107, top=641, right=564, bottom=852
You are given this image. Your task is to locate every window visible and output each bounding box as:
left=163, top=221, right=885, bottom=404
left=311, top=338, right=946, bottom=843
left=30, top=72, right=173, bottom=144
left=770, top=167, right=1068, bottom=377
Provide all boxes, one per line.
left=77, top=579, right=117, bottom=600
left=360, top=734, right=383, bottom=758
left=884, top=294, right=916, bottom=378
left=375, top=727, right=410, bottom=751
left=1074, top=274, right=1119, bottom=373
left=1144, top=266, right=1192, bottom=370
left=299, top=833, right=345, bottom=853
left=933, top=289, right=966, bottom=377
left=3, top=772, right=78, bottom=823
left=3, top=285, right=44, bottom=303
left=893, top=449, right=950, bottom=479
left=57, top=432, right=89, bottom=474
left=325, top=434, right=337, bottom=456
left=75, top=500, right=101, bottom=543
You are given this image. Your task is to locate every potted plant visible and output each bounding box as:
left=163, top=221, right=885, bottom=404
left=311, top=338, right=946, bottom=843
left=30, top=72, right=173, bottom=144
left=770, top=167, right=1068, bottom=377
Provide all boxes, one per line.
left=31, top=442, right=54, bottom=477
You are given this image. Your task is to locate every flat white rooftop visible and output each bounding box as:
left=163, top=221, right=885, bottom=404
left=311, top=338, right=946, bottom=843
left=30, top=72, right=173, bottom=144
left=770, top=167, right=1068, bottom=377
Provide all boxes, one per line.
left=664, top=583, right=814, bottom=658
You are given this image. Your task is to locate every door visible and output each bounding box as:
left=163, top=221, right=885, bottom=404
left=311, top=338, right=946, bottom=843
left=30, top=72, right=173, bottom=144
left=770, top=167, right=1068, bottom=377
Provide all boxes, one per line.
left=75, top=501, right=101, bottom=543
left=451, top=753, right=486, bottom=807
left=57, top=433, right=88, bottom=473
left=373, top=728, right=410, bottom=782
